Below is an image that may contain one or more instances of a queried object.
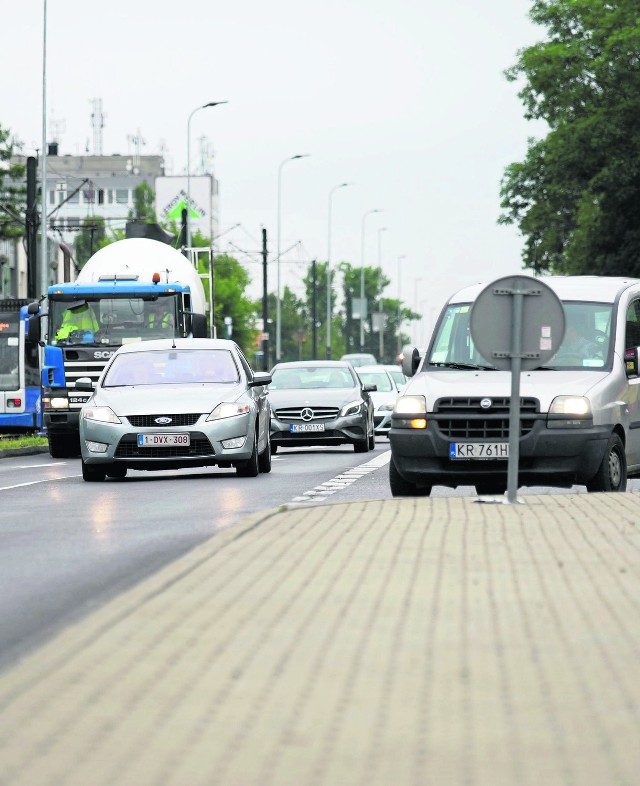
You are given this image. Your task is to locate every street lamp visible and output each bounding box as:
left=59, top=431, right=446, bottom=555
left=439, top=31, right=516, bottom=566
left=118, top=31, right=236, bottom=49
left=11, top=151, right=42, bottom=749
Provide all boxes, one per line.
left=40, top=0, right=48, bottom=297
left=414, top=277, right=424, bottom=344
left=359, top=208, right=383, bottom=352
left=186, top=101, right=228, bottom=248
left=326, top=182, right=353, bottom=359
left=276, top=153, right=309, bottom=363
left=396, top=254, right=406, bottom=355
left=377, top=227, right=387, bottom=360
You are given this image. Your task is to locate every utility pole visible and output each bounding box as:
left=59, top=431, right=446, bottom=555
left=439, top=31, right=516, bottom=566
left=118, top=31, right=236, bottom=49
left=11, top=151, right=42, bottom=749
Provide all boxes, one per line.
left=25, top=157, right=38, bottom=299
left=311, top=260, right=317, bottom=359
left=262, top=228, right=269, bottom=371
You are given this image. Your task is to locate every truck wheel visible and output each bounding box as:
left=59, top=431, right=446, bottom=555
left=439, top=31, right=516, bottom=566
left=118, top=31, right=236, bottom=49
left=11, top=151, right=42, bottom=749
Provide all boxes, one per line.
left=586, top=433, right=627, bottom=492
left=81, top=460, right=106, bottom=482
left=389, top=455, right=432, bottom=497
left=49, top=433, right=80, bottom=458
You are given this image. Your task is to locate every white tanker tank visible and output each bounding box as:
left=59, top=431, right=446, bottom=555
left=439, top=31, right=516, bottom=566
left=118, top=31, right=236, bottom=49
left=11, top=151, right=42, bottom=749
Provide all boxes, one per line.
left=76, top=238, right=207, bottom=315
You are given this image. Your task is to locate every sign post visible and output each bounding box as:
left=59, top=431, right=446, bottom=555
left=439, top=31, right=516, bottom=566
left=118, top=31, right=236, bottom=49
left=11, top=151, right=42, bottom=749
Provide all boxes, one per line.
left=470, top=275, right=565, bottom=504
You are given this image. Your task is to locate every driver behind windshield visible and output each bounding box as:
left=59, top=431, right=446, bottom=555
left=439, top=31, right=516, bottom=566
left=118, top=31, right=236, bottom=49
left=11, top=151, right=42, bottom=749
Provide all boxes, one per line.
left=55, top=303, right=99, bottom=343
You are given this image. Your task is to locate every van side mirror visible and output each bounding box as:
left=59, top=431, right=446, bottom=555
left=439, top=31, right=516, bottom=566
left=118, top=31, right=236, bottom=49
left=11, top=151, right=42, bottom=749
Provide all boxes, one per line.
left=75, top=378, right=94, bottom=391
left=402, top=345, right=421, bottom=377
left=190, top=313, right=208, bottom=338
left=27, top=301, right=40, bottom=315
left=624, top=347, right=639, bottom=378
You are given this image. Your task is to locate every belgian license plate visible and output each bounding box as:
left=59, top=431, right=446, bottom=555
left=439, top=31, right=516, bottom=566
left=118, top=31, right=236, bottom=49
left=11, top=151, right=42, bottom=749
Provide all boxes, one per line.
left=290, top=423, right=325, bottom=433
left=450, top=442, right=509, bottom=459
left=137, top=433, right=191, bottom=447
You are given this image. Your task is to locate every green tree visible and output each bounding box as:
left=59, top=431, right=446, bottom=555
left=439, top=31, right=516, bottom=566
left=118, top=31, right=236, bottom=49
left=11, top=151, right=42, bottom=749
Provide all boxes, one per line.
left=74, top=216, right=106, bottom=267
left=338, top=262, right=391, bottom=357
left=0, top=124, right=25, bottom=240
left=499, top=1, right=640, bottom=275
left=129, top=181, right=156, bottom=222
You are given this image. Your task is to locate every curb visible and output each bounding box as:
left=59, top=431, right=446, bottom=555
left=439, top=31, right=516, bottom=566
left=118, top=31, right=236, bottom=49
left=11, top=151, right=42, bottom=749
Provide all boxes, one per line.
left=0, top=445, right=50, bottom=459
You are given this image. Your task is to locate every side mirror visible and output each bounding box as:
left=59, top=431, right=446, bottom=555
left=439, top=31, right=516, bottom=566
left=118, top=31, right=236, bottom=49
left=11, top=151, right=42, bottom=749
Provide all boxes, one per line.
left=249, top=372, right=272, bottom=387
left=402, top=345, right=421, bottom=377
left=75, top=377, right=94, bottom=391
left=27, top=301, right=40, bottom=315
left=27, top=315, right=41, bottom=344
left=624, top=347, right=639, bottom=378
left=363, top=383, right=377, bottom=392
left=191, top=313, right=208, bottom=338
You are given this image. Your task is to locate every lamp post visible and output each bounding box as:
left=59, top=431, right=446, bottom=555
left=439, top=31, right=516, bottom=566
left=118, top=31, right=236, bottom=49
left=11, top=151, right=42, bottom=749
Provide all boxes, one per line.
left=396, top=254, right=406, bottom=355
left=414, top=277, right=424, bottom=344
left=359, top=208, right=383, bottom=352
left=276, top=153, right=309, bottom=363
left=377, top=227, right=387, bottom=360
left=326, top=182, right=353, bottom=359
left=186, top=101, right=227, bottom=248
left=40, top=0, right=48, bottom=296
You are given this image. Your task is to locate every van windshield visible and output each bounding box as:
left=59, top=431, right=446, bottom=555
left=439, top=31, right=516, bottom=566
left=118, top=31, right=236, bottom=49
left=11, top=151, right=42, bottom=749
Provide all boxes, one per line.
left=429, top=301, right=613, bottom=370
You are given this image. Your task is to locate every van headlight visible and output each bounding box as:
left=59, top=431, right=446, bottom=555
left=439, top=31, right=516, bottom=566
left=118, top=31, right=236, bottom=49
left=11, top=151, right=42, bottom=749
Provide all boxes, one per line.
left=548, top=396, right=592, bottom=428
left=394, top=395, right=427, bottom=414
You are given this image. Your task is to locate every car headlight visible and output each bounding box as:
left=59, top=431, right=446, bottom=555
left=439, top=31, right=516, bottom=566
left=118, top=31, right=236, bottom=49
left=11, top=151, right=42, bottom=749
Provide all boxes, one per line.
left=394, top=395, right=427, bottom=414
left=341, top=400, right=362, bottom=417
left=207, top=402, right=251, bottom=421
left=82, top=405, right=121, bottom=424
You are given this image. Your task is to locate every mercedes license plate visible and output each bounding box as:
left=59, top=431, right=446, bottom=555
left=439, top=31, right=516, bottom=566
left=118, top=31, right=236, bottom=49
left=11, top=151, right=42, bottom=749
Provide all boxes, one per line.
left=137, top=433, right=191, bottom=447
left=290, top=423, right=325, bottom=433
left=450, top=442, right=509, bottom=459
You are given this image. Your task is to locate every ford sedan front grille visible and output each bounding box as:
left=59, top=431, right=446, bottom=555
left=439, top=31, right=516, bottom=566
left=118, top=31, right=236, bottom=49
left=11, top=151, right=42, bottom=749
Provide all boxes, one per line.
left=126, top=413, right=202, bottom=428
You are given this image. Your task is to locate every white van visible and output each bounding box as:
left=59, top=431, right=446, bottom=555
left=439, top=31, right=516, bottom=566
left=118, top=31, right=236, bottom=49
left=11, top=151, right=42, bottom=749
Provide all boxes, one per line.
left=389, top=276, right=640, bottom=496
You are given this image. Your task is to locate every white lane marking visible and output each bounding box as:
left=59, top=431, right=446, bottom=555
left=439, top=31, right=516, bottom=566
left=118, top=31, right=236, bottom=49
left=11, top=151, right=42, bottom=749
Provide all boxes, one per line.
left=18, top=463, right=66, bottom=469
left=289, top=450, right=391, bottom=504
left=0, top=475, right=80, bottom=491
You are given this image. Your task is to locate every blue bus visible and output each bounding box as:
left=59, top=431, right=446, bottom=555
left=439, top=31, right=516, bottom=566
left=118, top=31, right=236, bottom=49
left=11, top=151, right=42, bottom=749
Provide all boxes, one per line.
left=0, top=299, right=41, bottom=432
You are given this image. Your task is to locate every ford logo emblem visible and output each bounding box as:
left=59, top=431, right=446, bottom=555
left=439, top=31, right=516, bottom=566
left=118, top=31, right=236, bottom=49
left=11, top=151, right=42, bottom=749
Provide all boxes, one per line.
left=155, top=416, right=172, bottom=425
left=301, top=407, right=314, bottom=421
left=480, top=398, right=492, bottom=410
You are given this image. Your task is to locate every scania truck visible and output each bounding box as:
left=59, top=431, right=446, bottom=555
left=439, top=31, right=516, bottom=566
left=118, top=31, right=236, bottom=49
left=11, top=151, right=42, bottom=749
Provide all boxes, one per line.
left=28, top=238, right=208, bottom=457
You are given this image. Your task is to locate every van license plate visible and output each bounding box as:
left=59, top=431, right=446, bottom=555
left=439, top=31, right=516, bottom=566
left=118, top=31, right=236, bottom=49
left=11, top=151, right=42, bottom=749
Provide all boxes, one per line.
left=450, top=442, right=509, bottom=459
left=137, top=433, right=191, bottom=447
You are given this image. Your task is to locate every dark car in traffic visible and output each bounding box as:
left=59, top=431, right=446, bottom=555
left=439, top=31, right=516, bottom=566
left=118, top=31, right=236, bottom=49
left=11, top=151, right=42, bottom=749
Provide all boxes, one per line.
left=269, top=361, right=376, bottom=452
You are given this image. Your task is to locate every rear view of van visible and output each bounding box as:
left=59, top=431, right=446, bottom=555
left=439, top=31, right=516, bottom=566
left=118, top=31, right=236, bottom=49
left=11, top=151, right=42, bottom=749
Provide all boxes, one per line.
left=389, top=276, right=640, bottom=496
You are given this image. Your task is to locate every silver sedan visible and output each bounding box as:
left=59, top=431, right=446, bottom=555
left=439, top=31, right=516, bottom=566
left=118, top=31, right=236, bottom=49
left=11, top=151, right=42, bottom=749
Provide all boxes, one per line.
left=78, top=339, right=272, bottom=481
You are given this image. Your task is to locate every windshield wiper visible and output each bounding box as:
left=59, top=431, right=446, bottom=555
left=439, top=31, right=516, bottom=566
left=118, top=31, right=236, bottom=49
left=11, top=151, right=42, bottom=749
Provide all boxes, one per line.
left=430, top=361, right=496, bottom=371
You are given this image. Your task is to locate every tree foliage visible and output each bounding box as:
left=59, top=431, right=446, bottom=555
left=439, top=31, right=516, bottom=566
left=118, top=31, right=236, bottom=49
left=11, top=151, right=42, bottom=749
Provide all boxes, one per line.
left=0, top=123, right=25, bottom=240
left=74, top=216, right=107, bottom=267
left=129, top=181, right=156, bottom=222
left=500, top=1, right=640, bottom=275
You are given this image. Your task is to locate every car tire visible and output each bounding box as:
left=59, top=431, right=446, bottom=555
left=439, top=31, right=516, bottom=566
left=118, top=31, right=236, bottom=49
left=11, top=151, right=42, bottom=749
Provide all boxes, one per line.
left=354, top=437, right=369, bottom=453
left=81, top=460, right=106, bottom=482
left=389, top=455, right=432, bottom=497
left=258, top=432, right=272, bottom=474
left=106, top=465, right=127, bottom=479
left=237, top=432, right=259, bottom=477
left=271, top=442, right=278, bottom=455
left=49, top=433, right=80, bottom=459
left=368, top=425, right=375, bottom=451
left=586, top=433, right=627, bottom=492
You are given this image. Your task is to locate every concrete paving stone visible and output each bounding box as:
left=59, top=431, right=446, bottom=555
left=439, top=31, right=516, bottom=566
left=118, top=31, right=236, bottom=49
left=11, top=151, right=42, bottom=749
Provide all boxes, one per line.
left=0, top=494, right=639, bottom=786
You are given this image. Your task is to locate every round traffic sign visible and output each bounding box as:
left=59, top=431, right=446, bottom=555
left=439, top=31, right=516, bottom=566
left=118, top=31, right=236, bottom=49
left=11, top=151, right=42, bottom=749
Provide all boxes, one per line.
left=469, top=275, right=565, bottom=371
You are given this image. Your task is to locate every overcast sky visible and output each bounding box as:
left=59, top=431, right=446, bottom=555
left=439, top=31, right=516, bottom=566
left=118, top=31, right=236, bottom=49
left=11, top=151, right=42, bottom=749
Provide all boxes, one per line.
left=3, top=0, right=545, bottom=342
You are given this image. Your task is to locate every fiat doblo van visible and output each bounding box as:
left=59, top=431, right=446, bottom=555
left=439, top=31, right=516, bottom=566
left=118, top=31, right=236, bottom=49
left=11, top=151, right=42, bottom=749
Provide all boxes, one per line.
left=389, top=276, right=640, bottom=496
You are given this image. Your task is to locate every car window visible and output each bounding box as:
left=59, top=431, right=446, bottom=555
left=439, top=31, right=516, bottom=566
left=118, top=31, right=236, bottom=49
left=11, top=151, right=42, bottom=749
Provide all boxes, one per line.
left=357, top=371, right=393, bottom=392
left=270, top=367, right=354, bottom=389
left=103, top=349, right=240, bottom=386
left=386, top=368, right=406, bottom=387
